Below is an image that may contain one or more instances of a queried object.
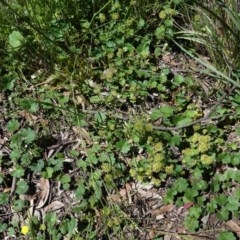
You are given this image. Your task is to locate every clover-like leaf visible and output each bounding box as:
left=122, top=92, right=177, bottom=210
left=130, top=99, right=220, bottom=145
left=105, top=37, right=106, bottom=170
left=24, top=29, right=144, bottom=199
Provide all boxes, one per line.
left=115, top=140, right=130, bottom=154
left=9, top=30, right=24, bottom=48
left=7, top=119, right=20, bottom=132
left=16, top=180, right=29, bottom=195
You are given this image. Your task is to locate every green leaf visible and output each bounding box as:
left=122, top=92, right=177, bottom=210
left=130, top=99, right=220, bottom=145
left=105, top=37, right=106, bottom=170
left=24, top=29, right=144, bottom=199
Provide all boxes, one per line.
left=0, top=193, right=9, bottom=204
left=184, top=188, right=199, bottom=202
left=90, top=95, right=101, bottom=103
left=234, top=170, right=240, bottom=182
left=188, top=205, right=202, bottom=218
left=45, top=213, right=57, bottom=228
left=13, top=199, right=26, bottom=211
left=75, top=180, right=86, bottom=200
left=60, top=175, right=71, bottom=184
left=21, top=128, right=36, bottom=144
left=11, top=165, right=25, bottom=178
left=42, top=167, right=54, bottom=179
left=7, top=227, right=15, bottom=237
left=138, top=18, right=145, bottom=28
left=16, top=180, right=29, bottom=194
left=159, top=105, right=175, bottom=117
left=81, top=21, right=90, bottom=29
left=0, top=223, right=7, bottom=233
left=29, top=102, right=39, bottom=112
left=150, top=105, right=175, bottom=120
left=218, top=231, right=236, bottom=240
left=226, top=196, right=240, bottom=212
left=173, top=177, right=188, bottom=193
left=10, top=148, right=22, bottom=161
left=207, top=199, right=218, bottom=213
left=216, top=194, right=228, bottom=206
left=164, top=188, right=178, bottom=203
left=94, top=112, right=106, bottom=123
left=9, top=30, right=24, bottom=48
left=115, top=140, right=130, bottom=154
left=30, top=160, right=45, bottom=173
left=176, top=117, right=192, bottom=126
left=155, top=26, right=165, bottom=39
left=217, top=208, right=229, bottom=221
left=184, top=216, right=199, bottom=231
left=7, top=119, right=20, bottom=132
left=236, top=127, right=240, bottom=136
left=169, top=134, right=181, bottom=146
left=150, top=109, right=163, bottom=120
left=173, top=74, right=185, bottom=85
left=77, top=160, right=87, bottom=171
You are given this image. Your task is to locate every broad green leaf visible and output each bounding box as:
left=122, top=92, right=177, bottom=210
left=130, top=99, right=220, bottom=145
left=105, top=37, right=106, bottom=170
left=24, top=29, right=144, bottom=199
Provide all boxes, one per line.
left=174, top=74, right=185, bottom=85
left=151, top=105, right=175, bottom=120
left=10, top=148, right=22, bottom=161
left=155, top=26, right=165, bottom=39
left=217, top=208, right=229, bottom=221
left=75, top=180, right=86, bottom=200
left=0, top=193, right=9, bottom=204
left=42, top=167, right=54, bottom=179
left=140, top=46, right=150, bottom=58
left=176, top=117, right=192, bottom=126
left=0, top=223, right=7, bottom=232
left=115, top=140, right=130, bottom=154
left=184, top=188, right=198, bottom=202
left=226, top=196, right=240, bottom=212
left=29, top=102, right=39, bottom=112
left=13, top=199, right=25, bottom=211
left=216, top=194, right=228, bottom=206
left=21, top=128, right=36, bottom=144
left=234, top=170, right=240, bottom=182
left=11, top=165, right=25, bottom=178
left=90, top=95, right=101, bottom=103
left=173, top=177, right=188, bottom=193
left=169, top=134, right=181, bottom=146
left=184, top=216, right=199, bottom=231
left=16, top=180, right=29, bottom=194
left=77, top=160, right=87, bottom=171
left=94, top=112, right=106, bottom=123
left=45, top=213, right=57, bottom=228
left=218, top=231, right=236, bottom=240
left=138, top=18, right=145, bottom=28
left=60, top=175, right=71, bottom=184
left=81, top=21, right=90, bottom=29
left=7, top=119, right=20, bottom=132
left=150, top=109, right=162, bottom=120
left=30, top=160, right=45, bottom=173
left=159, top=105, right=175, bottom=117
left=188, top=205, right=202, bottom=218
left=207, top=199, right=218, bottom=213
left=9, top=31, right=24, bottom=48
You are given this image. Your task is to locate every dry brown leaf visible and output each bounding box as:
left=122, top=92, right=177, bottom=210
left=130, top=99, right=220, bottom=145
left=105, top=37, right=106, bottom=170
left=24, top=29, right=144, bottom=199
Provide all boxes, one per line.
left=160, top=204, right=175, bottom=213
left=36, top=178, right=50, bottom=209
left=226, top=220, right=240, bottom=238
left=72, top=126, right=92, bottom=145
left=18, top=110, right=38, bottom=125
left=149, top=204, right=175, bottom=219
left=44, top=201, right=65, bottom=212
left=146, top=230, right=156, bottom=240
left=107, top=193, right=122, bottom=203
left=125, top=183, right=132, bottom=204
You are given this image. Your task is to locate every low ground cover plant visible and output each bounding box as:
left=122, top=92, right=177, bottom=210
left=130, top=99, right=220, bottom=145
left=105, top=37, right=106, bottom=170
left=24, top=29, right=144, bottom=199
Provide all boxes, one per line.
left=0, top=0, right=240, bottom=239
